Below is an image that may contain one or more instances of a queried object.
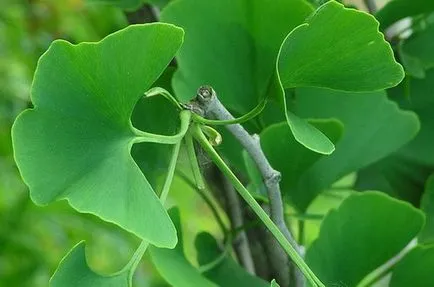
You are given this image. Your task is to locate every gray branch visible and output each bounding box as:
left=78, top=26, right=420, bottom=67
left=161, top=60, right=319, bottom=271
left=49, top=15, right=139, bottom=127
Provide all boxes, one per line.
left=195, top=86, right=303, bottom=286
left=222, top=175, right=256, bottom=275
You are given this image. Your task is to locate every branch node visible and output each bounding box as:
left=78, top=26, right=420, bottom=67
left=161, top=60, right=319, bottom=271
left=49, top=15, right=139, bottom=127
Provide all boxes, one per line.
left=266, top=171, right=281, bottom=186
left=197, top=85, right=216, bottom=104
left=251, top=133, right=260, bottom=144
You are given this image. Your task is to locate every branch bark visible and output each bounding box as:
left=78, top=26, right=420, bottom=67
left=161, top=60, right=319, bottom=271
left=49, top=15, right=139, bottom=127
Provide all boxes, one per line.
left=196, top=86, right=300, bottom=249
left=195, top=86, right=303, bottom=286
left=221, top=175, right=256, bottom=275
left=200, top=160, right=257, bottom=275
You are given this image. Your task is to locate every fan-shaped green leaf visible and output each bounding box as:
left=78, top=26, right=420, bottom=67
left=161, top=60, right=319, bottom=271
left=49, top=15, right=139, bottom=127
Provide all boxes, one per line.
left=12, top=24, right=184, bottom=248
left=356, top=70, right=434, bottom=205
left=277, top=1, right=403, bottom=92
left=288, top=88, right=419, bottom=211
left=306, top=192, right=425, bottom=286
left=270, top=1, right=404, bottom=154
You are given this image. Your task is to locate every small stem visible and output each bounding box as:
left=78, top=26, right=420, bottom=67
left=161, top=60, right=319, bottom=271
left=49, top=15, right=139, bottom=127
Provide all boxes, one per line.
left=198, top=233, right=233, bottom=273
left=127, top=240, right=149, bottom=283
left=145, top=87, right=183, bottom=110
left=159, top=141, right=182, bottom=203
left=133, top=110, right=191, bottom=145
left=190, top=97, right=267, bottom=126
left=192, top=124, right=324, bottom=287
left=200, top=125, right=222, bottom=146
left=126, top=140, right=182, bottom=281
left=185, top=131, right=206, bottom=190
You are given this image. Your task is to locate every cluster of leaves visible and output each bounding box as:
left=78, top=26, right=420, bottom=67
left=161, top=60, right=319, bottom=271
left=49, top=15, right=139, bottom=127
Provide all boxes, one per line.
left=4, top=0, right=434, bottom=286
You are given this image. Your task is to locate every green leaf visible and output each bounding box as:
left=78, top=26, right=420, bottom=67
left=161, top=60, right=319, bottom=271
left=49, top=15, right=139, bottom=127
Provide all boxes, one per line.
left=282, top=110, right=336, bottom=155
left=388, top=72, right=434, bottom=165
left=277, top=1, right=403, bottom=91
left=286, top=88, right=419, bottom=211
left=356, top=70, right=434, bottom=205
left=149, top=208, right=217, bottom=287
left=50, top=241, right=140, bottom=287
left=301, top=189, right=355, bottom=247
left=195, top=232, right=269, bottom=287
left=390, top=244, right=434, bottom=287
left=400, top=24, right=434, bottom=78
left=12, top=24, right=184, bottom=248
left=306, top=192, right=425, bottom=286
left=258, top=119, right=343, bottom=210
left=376, top=0, right=434, bottom=30
left=420, top=175, right=434, bottom=243
left=161, top=0, right=314, bottom=113
left=272, top=1, right=404, bottom=154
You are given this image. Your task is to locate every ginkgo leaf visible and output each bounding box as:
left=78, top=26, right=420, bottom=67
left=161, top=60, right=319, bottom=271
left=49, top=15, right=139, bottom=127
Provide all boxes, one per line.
left=270, top=1, right=404, bottom=154
left=306, top=192, right=425, bottom=286
left=355, top=70, right=434, bottom=205
left=277, top=1, right=403, bottom=91
left=12, top=24, right=184, bottom=248
left=259, top=119, right=343, bottom=210
left=288, top=88, right=418, bottom=211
